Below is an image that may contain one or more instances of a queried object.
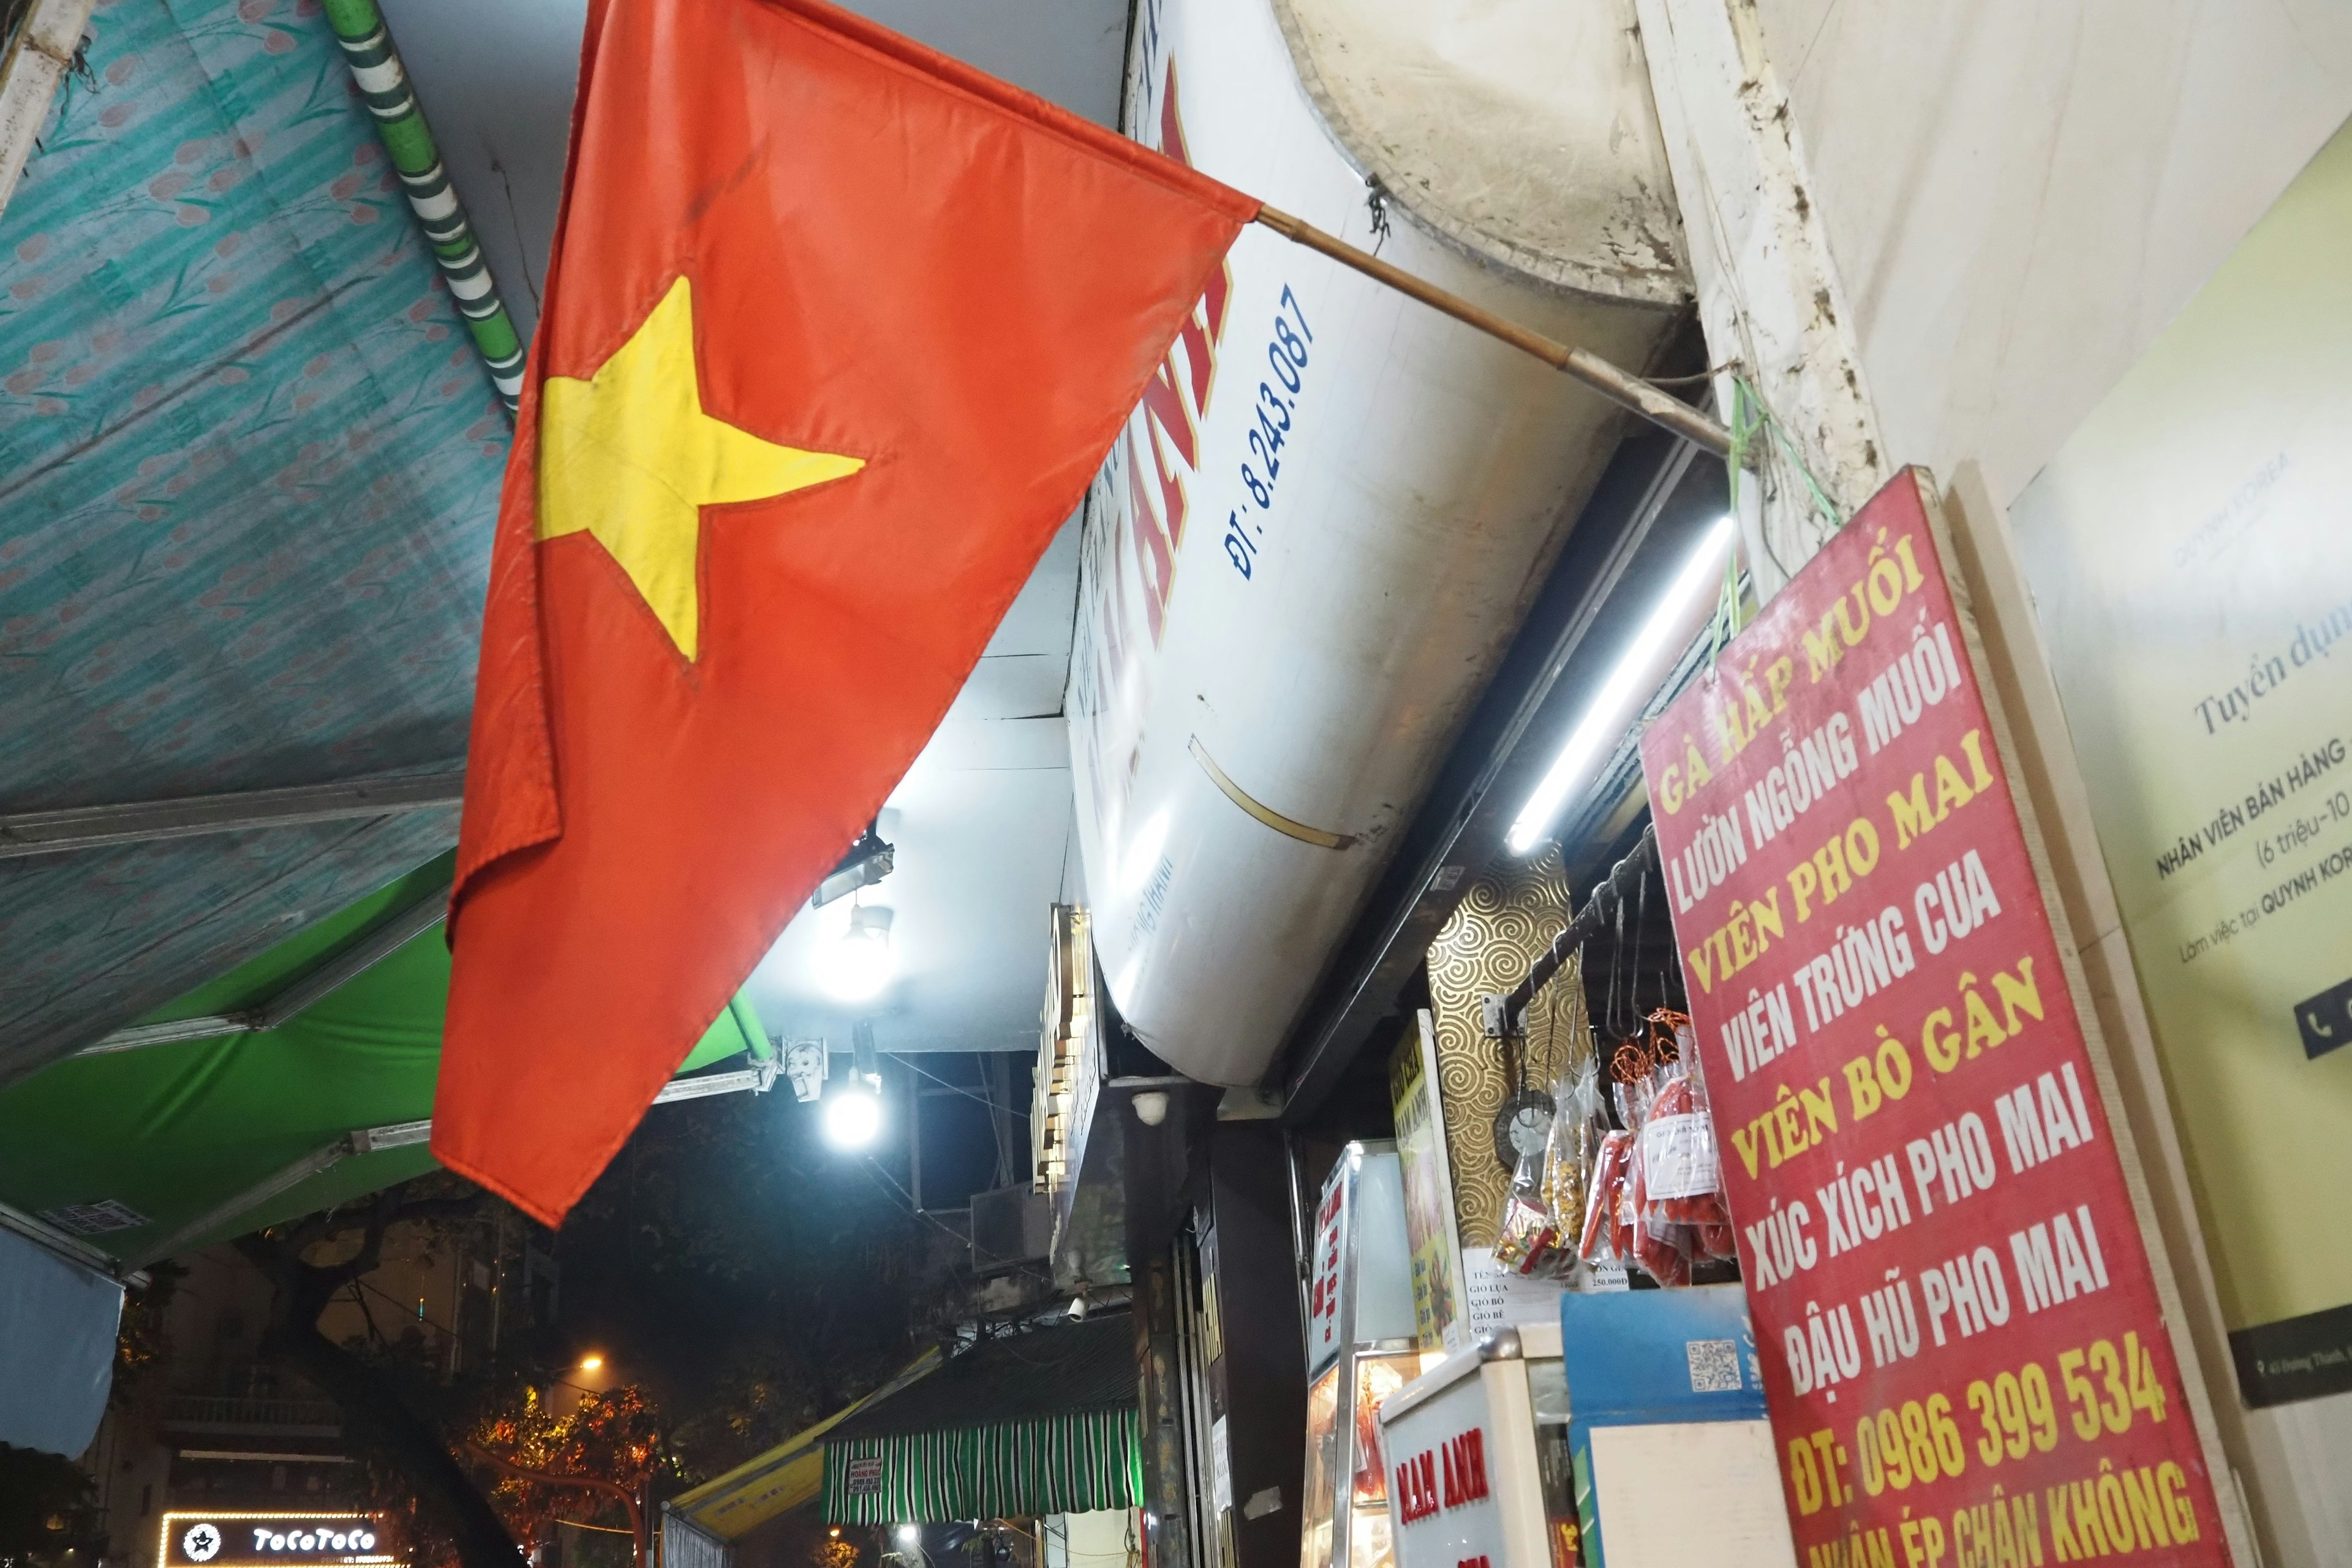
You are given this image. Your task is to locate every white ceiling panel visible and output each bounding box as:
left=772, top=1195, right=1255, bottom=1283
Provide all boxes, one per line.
left=380, top=0, right=1131, bottom=338
left=749, top=520, right=1083, bottom=1054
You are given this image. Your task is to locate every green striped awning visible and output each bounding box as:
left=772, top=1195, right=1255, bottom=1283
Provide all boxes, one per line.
left=820, top=1407, right=1142, bottom=1523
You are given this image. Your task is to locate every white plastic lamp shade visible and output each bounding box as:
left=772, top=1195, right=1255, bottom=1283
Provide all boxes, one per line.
left=1507, top=516, right=1738, bottom=854
left=823, top=906, right=895, bottom=1002
left=821, top=1084, right=882, bottom=1150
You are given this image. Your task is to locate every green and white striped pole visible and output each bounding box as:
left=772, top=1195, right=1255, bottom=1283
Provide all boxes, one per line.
left=322, top=0, right=526, bottom=412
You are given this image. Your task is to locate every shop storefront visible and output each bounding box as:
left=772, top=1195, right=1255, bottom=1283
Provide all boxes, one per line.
left=1046, top=7, right=2343, bottom=1568
left=1295, top=1145, right=1417, bottom=1568
left=1273, top=459, right=2261, bottom=1568
left=157, top=1514, right=394, bottom=1568
left=662, top=1322, right=1139, bottom=1568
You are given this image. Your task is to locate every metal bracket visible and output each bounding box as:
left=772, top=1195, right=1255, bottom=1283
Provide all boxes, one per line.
left=1479, top=993, right=1514, bottom=1040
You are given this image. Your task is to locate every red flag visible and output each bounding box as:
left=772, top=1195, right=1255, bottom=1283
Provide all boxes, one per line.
left=434, top=0, right=1257, bottom=1223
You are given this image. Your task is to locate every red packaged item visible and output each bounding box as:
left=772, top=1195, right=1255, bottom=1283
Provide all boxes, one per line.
left=1638, top=1067, right=1728, bottom=1227
left=1697, top=1221, right=1738, bottom=1261
left=1580, top=1130, right=1632, bottom=1263
left=1636, top=1222, right=1693, bottom=1286
left=1626, top=1126, right=1694, bottom=1286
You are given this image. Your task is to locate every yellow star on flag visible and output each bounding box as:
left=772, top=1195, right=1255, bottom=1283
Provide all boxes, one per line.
left=535, top=276, right=864, bottom=660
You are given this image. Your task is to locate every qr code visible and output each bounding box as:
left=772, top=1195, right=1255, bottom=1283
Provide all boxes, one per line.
left=1686, top=1338, right=1741, bottom=1393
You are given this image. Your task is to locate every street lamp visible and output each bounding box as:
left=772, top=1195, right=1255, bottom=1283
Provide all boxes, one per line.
left=821, top=1080, right=881, bottom=1150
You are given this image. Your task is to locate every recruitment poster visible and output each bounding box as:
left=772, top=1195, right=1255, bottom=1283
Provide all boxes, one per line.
left=2007, top=123, right=2352, bottom=1405
left=1640, top=473, right=2227, bottom=1566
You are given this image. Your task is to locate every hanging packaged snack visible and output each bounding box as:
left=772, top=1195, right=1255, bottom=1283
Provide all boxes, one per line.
left=1608, top=1038, right=1656, bottom=1133
left=1545, top=1059, right=1607, bottom=1250
left=1496, top=1147, right=1574, bottom=1278
left=1636, top=1009, right=1728, bottom=1231
left=1579, top=1129, right=1634, bottom=1264
left=1585, top=1033, right=1651, bottom=1267
left=1624, top=1139, right=1694, bottom=1287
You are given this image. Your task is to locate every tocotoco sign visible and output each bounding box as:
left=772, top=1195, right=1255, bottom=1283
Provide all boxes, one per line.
left=162, top=1514, right=390, bottom=1568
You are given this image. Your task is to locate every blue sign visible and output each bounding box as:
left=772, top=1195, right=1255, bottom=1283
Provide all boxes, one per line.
left=1559, top=1285, right=1768, bottom=1567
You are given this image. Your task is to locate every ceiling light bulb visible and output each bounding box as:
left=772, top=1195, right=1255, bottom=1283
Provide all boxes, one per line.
left=1507, top=516, right=1738, bottom=854
left=895, top=1526, right=921, bottom=1546
left=823, top=906, right=895, bottom=1002
left=821, top=1084, right=882, bottom=1150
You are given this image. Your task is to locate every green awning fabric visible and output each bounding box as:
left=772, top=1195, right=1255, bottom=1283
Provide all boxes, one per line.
left=0, top=853, right=765, bottom=1264
left=820, top=1408, right=1142, bottom=1524
left=666, top=1350, right=945, bottom=1540
left=814, top=1316, right=1141, bottom=1523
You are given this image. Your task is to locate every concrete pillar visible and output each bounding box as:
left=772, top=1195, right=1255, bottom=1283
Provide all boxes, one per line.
left=1631, top=0, right=1889, bottom=597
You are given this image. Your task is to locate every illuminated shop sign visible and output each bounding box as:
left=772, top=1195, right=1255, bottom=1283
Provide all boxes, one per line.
left=161, top=1514, right=396, bottom=1568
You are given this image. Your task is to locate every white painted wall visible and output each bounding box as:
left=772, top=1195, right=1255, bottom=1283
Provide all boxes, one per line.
left=1043, top=1510, right=1134, bottom=1568
left=1752, top=0, right=2352, bottom=508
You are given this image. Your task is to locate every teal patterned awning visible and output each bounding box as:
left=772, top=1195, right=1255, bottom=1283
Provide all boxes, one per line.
left=820, top=1407, right=1142, bottom=1525
left=0, top=0, right=508, bottom=1085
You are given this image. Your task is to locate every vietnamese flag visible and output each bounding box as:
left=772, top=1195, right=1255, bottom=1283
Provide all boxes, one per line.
left=434, top=0, right=1258, bottom=1223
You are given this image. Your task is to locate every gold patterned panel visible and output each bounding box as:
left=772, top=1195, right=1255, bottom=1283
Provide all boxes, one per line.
left=1426, top=848, right=1572, bottom=1248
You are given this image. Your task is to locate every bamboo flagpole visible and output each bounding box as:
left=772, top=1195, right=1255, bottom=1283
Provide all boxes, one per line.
left=1253, top=206, right=1735, bottom=459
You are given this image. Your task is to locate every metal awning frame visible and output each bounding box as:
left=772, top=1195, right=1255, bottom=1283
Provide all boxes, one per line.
left=0, top=771, right=464, bottom=859
left=119, top=1057, right=780, bottom=1269
left=81, top=879, right=452, bottom=1055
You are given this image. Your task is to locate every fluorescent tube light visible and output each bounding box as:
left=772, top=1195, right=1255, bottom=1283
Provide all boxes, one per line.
left=1505, top=516, right=1738, bottom=854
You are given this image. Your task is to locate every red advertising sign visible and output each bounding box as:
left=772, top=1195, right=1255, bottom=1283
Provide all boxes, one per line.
left=1638, top=473, right=2228, bottom=1568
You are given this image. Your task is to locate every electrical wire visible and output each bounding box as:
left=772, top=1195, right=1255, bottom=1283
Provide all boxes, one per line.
left=859, top=1156, right=971, bottom=1246
left=356, top=1275, right=463, bottom=1344
left=892, top=1052, right=1000, bottom=1110
left=892, top=1050, right=1027, bottom=1191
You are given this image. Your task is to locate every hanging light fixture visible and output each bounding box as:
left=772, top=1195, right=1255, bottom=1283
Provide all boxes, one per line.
left=813, top=820, right=895, bottom=908
left=821, top=903, right=895, bottom=1002
left=820, top=1080, right=881, bottom=1149
left=821, top=1023, right=886, bottom=1150
left=1507, top=516, right=1738, bottom=854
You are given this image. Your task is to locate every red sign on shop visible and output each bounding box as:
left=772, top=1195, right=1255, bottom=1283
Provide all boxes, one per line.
left=1638, top=473, right=2227, bottom=1568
